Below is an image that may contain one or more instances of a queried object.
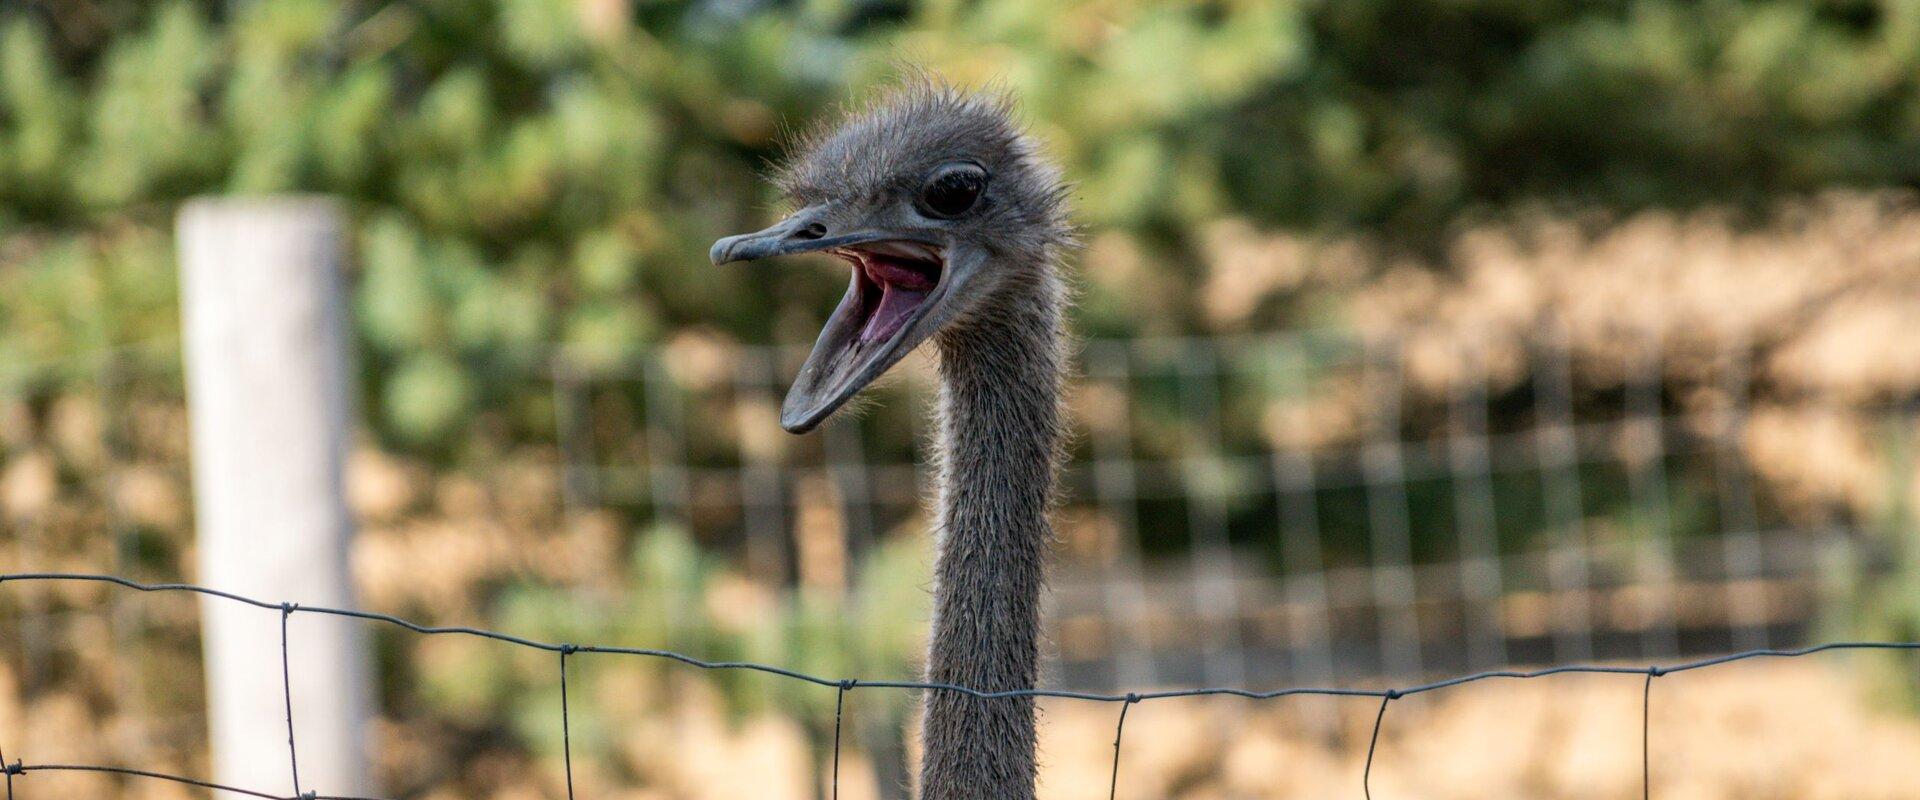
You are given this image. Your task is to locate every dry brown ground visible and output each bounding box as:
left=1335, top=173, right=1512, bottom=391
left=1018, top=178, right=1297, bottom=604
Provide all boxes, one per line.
left=10, top=657, right=1918, bottom=798
left=1037, top=659, right=1920, bottom=800
left=593, top=659, right=1920, bottom=800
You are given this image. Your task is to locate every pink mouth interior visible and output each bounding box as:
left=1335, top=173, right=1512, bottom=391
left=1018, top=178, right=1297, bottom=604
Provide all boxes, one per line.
left=849, top=249, right=941, bottom=343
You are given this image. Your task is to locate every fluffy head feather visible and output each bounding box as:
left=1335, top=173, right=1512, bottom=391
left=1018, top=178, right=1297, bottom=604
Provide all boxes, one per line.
left=775, top=80, right=1075, bottom=268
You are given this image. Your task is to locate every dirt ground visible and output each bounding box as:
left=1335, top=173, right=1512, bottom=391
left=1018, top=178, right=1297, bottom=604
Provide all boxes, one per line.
left=6, top=655, right=1920, bottom=798
left=1035, top=659, right=1920, bottom=800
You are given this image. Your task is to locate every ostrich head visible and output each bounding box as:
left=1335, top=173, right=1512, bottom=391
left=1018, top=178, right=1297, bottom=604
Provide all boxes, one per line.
left=711, top=84, right=1071, bottom=433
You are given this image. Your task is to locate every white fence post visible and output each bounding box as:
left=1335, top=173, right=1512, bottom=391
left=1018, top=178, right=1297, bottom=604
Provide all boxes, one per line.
left=179, top=197, right=372, bottom=798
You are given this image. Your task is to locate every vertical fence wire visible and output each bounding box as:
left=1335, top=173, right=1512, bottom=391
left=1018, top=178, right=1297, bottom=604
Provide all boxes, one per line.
left=641, top=357, right=693, bottom=528
left=1362, top=338, right=1421, bottom=677
left=98, top=352, right=156, bottom=764
left=1362, top=690, right=1398, bottom=799
left=1175, top=344, right=1249, bottom=689
left=559, top=646, right=577, bottom=800
left=1448, top=335, right=1507, bottom=671
left=1643, top=668, right=1660, bottom=799
left=1536, top=323, right=1594, bottom=663
left=822, top=411, right=873, bottom=588
left=1269, top=336, right=1338, bottom=707
left=280, top=604, right=303, bottom=798
left=831, top=679, right=854, bottom=800
left=1628, top=329, right=1683, bottom=661
left=552, top=358, right=595, bottom=526
left=735, top=353, right=790, bottom=584
left=1107, top=693, right=1138, bottom=800
left=1085, top=341, right=1158, bottom=690
left=1714, top=335, right=1770, bottom=652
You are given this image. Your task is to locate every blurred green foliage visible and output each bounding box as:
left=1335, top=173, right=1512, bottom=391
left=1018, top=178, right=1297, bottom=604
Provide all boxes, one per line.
left=3, top=0, right=1919, bottom=446
left=6, top=0, right=1917, bottom=658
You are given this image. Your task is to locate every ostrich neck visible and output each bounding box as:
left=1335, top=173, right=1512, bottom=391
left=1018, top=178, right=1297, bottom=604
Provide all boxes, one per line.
left=918, top=277, right=1064, bottom=800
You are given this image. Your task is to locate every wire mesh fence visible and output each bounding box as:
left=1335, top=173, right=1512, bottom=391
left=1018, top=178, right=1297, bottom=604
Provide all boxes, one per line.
left=2, top=571, right=1917, bottom=800
left=551, top=327, right=1896, bottom=689
left=4, top=327, right=1915, bottom=796
left=7, top=331, right=1881, bottom=687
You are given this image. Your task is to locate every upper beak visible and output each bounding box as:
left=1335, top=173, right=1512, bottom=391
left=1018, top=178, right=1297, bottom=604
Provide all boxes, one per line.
left=711, top=208, right=894, bottom=266
left=712, top=207, right=961, bottom=434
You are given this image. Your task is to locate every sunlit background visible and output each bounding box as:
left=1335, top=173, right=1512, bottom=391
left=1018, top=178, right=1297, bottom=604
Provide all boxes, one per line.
left=6, top=1, right=1920, bottom=797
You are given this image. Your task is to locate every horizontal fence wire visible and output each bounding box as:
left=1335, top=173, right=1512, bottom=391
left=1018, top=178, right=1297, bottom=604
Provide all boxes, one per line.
left=3, top=571, right=1918, bottom=800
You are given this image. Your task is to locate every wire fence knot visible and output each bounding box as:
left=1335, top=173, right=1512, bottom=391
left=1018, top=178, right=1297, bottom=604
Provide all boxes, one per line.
left=560, top=644, right=578, bottom=656
left=1384, top=688, right=1402, bottom=700
left=3, top=761, right=21, bottom=776
left=280, top=601, right=297, bottom=615
left=839, top=678, right=857, bottom=692
left=1647, top=666, right=1666, bottom=678
left=1124, top=693, right=1141, bottom=705
left=300, top=791, right=317, bottom=800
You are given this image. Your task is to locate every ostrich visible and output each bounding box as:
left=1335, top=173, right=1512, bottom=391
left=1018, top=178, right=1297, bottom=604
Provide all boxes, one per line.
left=711, top=83, right=1072, bottom=800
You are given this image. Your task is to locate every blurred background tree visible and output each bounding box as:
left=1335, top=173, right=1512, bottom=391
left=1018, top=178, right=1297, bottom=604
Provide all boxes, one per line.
left=5, top=0, right=1918, bottom=446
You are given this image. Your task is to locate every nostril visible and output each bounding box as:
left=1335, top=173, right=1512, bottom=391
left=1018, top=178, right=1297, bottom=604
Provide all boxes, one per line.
left=795, top=222, right=828, bottom=240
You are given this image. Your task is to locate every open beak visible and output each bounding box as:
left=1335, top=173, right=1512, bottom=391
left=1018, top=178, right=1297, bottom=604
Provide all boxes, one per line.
left=712, top=208, right=963, bottom=433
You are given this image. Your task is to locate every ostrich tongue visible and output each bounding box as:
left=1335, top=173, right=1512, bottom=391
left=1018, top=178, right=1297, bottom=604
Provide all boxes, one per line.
left=853, top=248, right=940, bottom=344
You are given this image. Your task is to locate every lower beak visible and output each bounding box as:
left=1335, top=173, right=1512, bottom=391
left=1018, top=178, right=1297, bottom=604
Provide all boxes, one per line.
left=712, top=211, right=954, bottom=433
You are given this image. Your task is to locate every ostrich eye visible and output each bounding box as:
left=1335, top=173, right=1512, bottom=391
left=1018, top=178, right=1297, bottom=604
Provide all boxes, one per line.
left=917, top=162, right=988, bottom=219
